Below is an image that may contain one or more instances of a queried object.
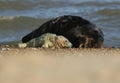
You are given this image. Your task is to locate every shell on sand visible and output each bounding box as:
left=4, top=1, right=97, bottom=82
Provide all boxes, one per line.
left=18, top=43, right=27, bottom=48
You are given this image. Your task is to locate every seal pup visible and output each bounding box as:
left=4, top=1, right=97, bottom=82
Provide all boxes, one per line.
left=27, top=33, right=72, bottom=48
left=22, top=15, right=104, bottom=48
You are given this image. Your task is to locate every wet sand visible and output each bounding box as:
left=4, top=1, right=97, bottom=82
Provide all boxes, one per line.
left=0, top=48, right=120, bottom=83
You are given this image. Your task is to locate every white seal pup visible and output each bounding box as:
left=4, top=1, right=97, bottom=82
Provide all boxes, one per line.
left=27, top=33, right=72, bottom=48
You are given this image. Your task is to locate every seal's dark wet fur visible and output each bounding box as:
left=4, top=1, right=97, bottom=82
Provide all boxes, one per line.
left=22, top=15, right=104, bottom=48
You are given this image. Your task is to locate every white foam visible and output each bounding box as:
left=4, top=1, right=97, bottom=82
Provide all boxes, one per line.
left=0, top=16, right=17, bottom=20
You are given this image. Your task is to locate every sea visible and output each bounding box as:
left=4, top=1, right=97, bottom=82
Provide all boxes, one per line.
left=0, top=0, right=120, bottom=47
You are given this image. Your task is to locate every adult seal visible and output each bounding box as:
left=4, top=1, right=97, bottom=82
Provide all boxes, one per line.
left=22, top=15, right=104, bottom=48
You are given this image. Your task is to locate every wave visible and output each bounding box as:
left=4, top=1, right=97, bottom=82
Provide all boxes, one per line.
left=0, top=16, right=17, bottom=20
left=0, top=16, right=40, bottom=20
left=0, top=0, right=120, bottom=18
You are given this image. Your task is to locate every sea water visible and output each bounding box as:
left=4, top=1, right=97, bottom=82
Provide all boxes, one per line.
left=0, top=0, right=120, bottom=47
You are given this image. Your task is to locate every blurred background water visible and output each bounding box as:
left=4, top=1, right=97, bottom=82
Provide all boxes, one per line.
left=0, top=0, right=120, bottom=47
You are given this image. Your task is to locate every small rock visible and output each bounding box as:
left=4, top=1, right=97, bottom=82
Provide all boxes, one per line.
left=1, top=48, right=9, bottom=51
left=31, top=48, right=37, bottom=50
left=18, top=43, right=27, bottom=48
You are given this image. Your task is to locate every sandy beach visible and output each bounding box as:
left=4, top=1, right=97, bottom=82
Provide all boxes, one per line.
left=0, top=48, right=120, bottom=83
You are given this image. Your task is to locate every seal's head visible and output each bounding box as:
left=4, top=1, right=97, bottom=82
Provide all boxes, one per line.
left=77, top=27, right=104, bottom=48
left=56, top=36, right=72, bottom=48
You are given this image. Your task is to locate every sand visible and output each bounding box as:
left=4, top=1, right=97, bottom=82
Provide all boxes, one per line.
left=0, top=47, right=120, bottom=83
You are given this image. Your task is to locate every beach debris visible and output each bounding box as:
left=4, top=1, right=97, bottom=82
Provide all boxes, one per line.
left=31, top=48, right=37, bottom=50
left=1, top=48, right=9, bottom=51
left=18, top=43, right=27, bottom=48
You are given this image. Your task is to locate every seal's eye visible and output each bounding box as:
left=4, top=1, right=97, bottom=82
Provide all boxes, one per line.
left=65, top=40, right=68, bottom=42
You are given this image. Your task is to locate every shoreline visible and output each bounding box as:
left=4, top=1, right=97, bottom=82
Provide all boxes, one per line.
left=1, top=47, right=120, bottom=56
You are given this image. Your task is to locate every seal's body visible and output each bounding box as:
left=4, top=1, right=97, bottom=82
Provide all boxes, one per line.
left=22, top=15, right=104, bottom=48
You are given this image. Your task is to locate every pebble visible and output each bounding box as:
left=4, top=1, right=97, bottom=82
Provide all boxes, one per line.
left=1, top=48, right=9, bottom=51
left=18, top=43, right=27, bottom=48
